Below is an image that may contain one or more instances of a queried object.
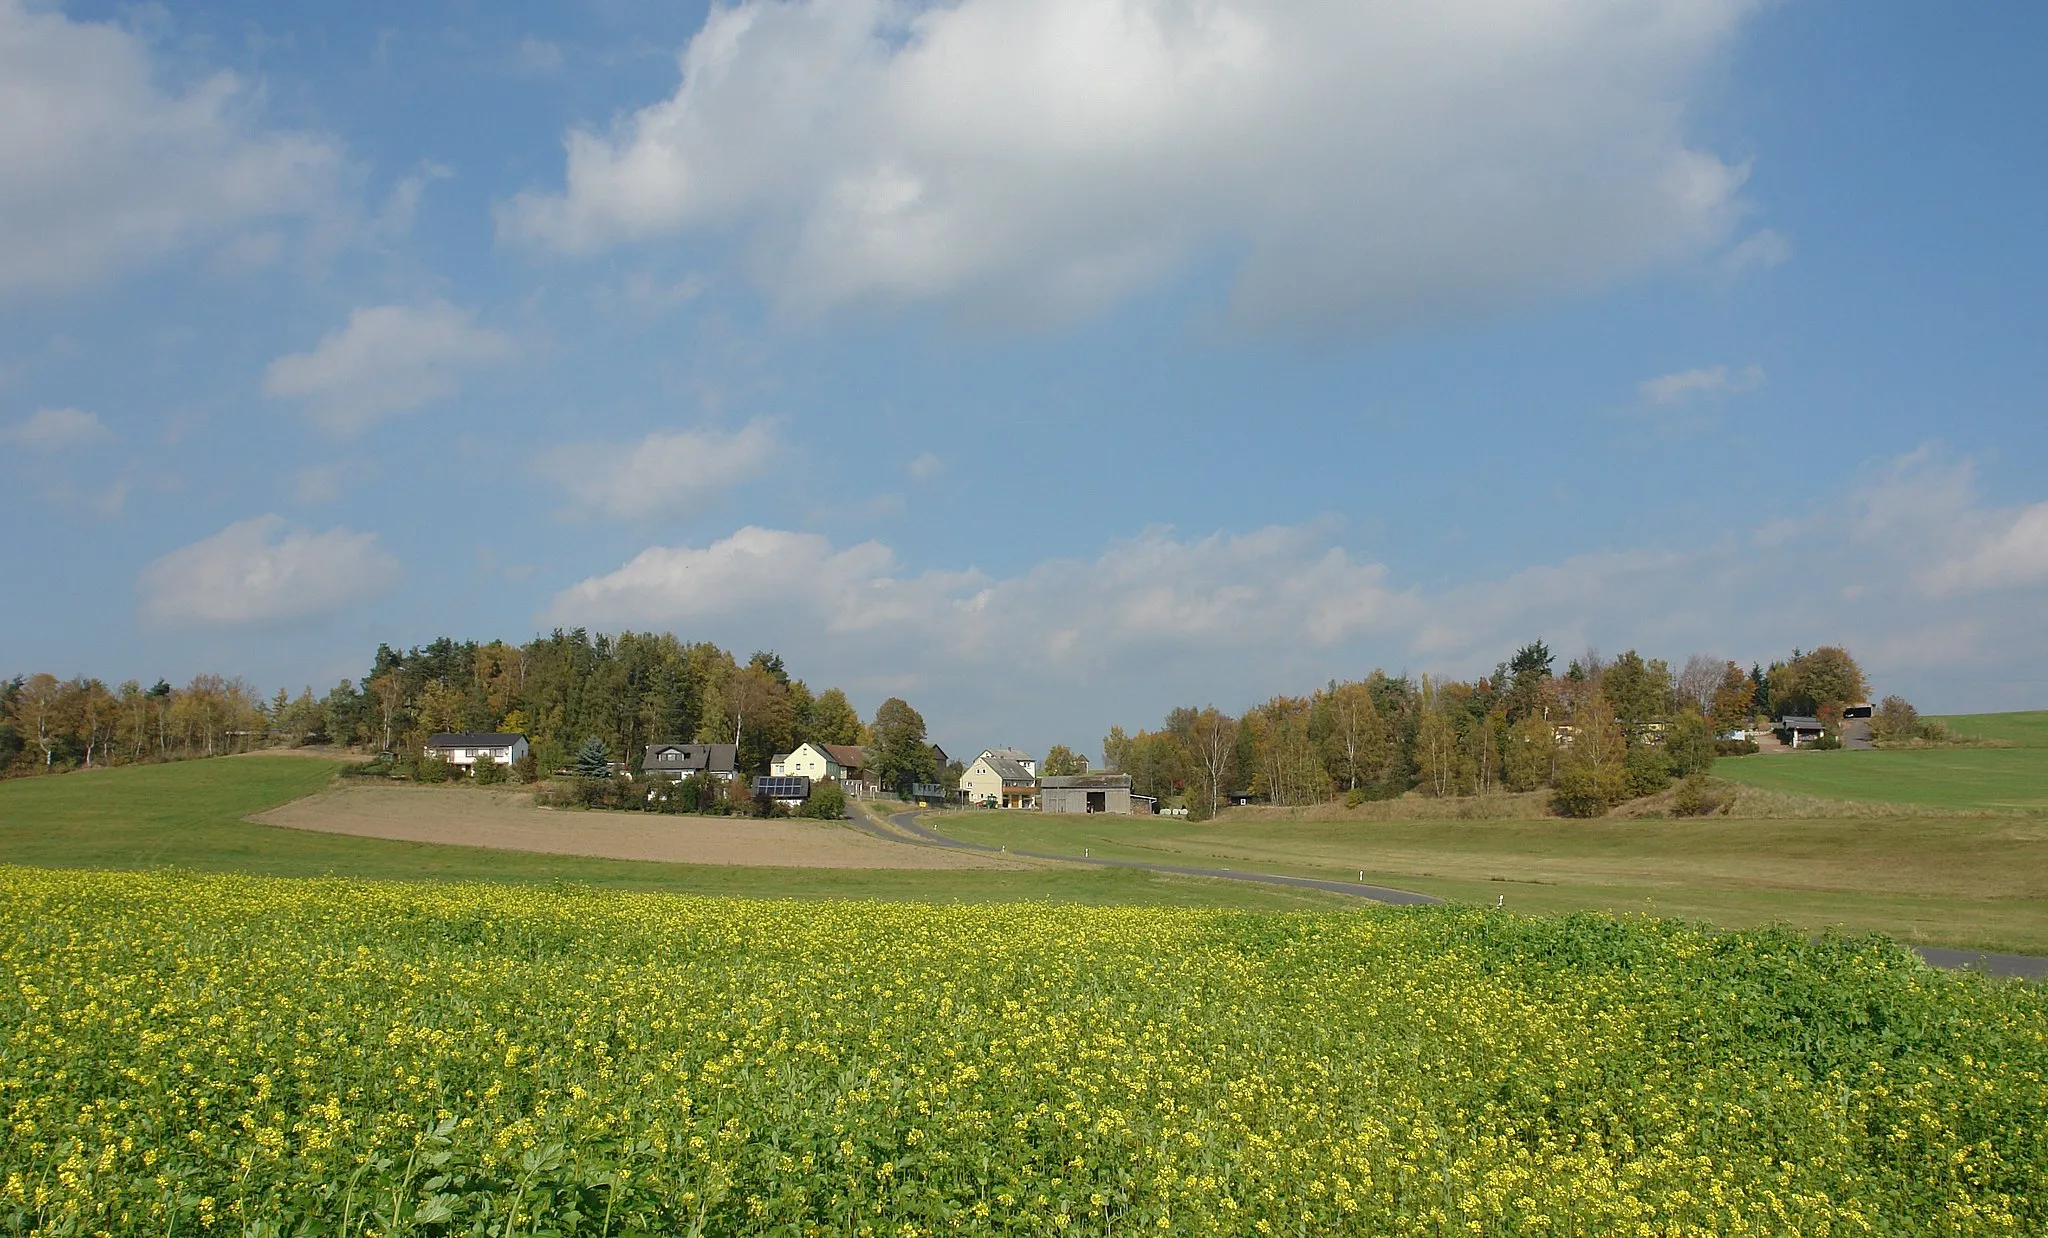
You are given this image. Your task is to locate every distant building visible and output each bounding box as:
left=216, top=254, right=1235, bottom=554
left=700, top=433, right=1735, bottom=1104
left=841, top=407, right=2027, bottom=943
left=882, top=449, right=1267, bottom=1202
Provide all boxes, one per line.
left=960, top=750, right=1038, bottom=808
left=751, top=775, right=813, bottom=806
left=772, top=742, right=868, bottom=787
left=424, top=733, right=529, bottom=772
left=978, top=747, right=1037, bottom=776
left=641, top=742, right=740, bottom=780
left=1040, top=773, right=1137, bottom=815
left=1777, top=716, right=1826, bottom=748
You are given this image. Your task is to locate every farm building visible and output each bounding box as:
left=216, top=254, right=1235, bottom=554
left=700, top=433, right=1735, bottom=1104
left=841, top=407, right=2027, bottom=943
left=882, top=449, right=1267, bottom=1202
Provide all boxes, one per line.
left=1777, top=716, right=1826, bottom=748
left=423, top=732, right=529, bottom=772
left=1040, top=773, right=1137, bottom=815
left=641, top=743, right=740, bottom=780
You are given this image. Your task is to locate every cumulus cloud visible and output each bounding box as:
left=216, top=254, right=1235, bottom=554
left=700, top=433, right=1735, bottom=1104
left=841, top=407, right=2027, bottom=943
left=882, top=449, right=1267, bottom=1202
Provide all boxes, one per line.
left=537, top=420, right=781, bottom=520
left=140, top=515, right=399, bottom=625
left=1637, top=363, right=1765, bottom=407
left=905, top=452, right=944, bottom=482
left=503, top=0, right=1759, bottom=331
left=546, top=447, right=2048, bottom=743
left=262, top=302, right=512, bottom=434
left=0, top=0, right=343, bottom=298
left=1, top=407, right=112, bottom=450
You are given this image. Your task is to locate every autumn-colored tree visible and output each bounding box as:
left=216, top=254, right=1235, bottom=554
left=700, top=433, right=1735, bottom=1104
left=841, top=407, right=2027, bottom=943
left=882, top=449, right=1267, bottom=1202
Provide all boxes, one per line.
left=1318, top=679, right=1391, bottom=792
left=1768, top=647, right=1869, bottom=717
left=1170, top=706, right=1238, bottom=820
left=1041, top=745, right=1088, bottom=777
left=807, top=688, right=864, bottom=747
left=1709, top=661, right=1755, bottom=734
left=1502, top=713, right=1555, bottom=792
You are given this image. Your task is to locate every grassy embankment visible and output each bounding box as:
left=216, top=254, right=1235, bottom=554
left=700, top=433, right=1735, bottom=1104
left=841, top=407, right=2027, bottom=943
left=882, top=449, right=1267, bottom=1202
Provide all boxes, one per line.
left=0, top=756, right=1346, bottom=911
left=934, top=711, right=2048, bottom=954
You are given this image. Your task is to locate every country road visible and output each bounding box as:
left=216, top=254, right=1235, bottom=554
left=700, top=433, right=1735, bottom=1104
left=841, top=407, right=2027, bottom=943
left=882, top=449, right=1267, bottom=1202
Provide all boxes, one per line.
left=862, top=805, right=2046, bottom=979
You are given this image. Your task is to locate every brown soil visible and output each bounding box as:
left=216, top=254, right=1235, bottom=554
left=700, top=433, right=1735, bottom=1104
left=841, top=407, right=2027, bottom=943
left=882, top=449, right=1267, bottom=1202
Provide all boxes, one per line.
left=254, top=784, right=1024, bottom=870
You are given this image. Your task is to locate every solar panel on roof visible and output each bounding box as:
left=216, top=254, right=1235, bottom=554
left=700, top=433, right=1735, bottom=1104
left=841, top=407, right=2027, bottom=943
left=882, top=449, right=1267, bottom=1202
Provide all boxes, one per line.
left=751, top=776, right=812, bottom=799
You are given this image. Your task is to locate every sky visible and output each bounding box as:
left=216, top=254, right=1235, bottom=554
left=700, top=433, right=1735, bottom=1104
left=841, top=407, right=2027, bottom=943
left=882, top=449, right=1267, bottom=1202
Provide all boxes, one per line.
left=4, top=0, right=2047, bottom=759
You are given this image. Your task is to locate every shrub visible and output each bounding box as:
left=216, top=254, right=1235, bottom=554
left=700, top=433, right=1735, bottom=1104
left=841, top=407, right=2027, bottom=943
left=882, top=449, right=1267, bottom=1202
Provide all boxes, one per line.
left=1552, top=764, right=1621, bottom=818
left=1671, top=774, right=1726, bottom=817
left=800, top=781, right=849, bottom=820
left=472, top=755, right=505, bottom=785
left=1624, top=743, right=1674, bottom=798
left=512, top=752, right=539, bottom=784
left=1714, top=738, right=1760, bottom=757
left=1812, top=734, right=1843, bottom=752
left=413, top=754, right=450, bottom=785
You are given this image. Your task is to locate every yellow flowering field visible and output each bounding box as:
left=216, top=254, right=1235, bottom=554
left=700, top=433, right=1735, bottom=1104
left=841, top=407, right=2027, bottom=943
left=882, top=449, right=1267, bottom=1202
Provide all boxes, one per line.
left=2, top=868, right=2043, bottom=1235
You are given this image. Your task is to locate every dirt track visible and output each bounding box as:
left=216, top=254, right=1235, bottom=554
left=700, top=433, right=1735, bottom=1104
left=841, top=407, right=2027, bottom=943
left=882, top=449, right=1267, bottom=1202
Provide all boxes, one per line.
left=254, top=784, right=1025, bottom=870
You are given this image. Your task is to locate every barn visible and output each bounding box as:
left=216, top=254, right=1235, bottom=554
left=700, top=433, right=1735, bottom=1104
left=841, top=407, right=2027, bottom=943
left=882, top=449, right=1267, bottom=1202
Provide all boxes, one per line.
left=1039, top=773, right=1136, bottom=815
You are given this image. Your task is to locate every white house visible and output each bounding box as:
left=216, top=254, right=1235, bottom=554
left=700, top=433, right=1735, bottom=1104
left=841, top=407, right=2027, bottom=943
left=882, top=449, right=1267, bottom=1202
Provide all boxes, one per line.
left=959, top=749, right=1038, bottom=808
left=771, top=742, right=868, bottom=785
left=424, top=732, right=529, bottom=772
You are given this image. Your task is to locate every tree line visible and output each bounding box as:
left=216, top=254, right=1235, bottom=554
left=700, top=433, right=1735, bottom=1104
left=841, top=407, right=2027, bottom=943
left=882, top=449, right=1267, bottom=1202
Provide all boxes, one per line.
left=2, top=629, right=948, bottom=790
left=1098, top=643, right=1885, bottom=819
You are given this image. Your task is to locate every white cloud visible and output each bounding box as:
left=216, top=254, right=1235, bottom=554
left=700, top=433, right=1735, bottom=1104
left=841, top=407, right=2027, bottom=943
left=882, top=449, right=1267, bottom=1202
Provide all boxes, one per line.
left=1637, top=363, right=1765, bottom=407
left=537, top=420, right=781, bottom=520
left=514, top=36, right=565, bottom=75
left=140, top=515, right=399, bottom=625
left=371, top=161, right=453, bottom=239
left=0, top=0, right=343, bottom=298
left=1, top=407, right=112, bottom=450
left=905, top=451, right=944, bottom=482
left=262, top=302, right=512, bottom=434
left=546, top=447, right=2048, bottom=744
left=1719, top=227, right=1791, bottom=279
left=503, top=0, right=1758, bottom=331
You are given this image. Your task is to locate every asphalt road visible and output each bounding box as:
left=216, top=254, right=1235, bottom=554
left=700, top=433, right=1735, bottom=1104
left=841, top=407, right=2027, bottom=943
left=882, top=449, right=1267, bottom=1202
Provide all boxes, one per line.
left=866, top=806, right=2046, bottom=979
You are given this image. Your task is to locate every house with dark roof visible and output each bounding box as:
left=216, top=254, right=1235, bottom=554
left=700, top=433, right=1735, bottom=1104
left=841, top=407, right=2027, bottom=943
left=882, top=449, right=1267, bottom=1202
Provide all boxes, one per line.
left=1776, top=716, right=1826, bottom=748
left=959, top=750, right=1038, bottom=808
left=423, top=732, right=529, bottom=772
left=641, top=742, right=740, bottom=780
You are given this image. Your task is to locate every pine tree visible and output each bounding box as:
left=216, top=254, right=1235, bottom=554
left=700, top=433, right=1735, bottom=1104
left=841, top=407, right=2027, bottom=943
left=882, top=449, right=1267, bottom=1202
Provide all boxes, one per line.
left=575, top=736, right=611, bottom=778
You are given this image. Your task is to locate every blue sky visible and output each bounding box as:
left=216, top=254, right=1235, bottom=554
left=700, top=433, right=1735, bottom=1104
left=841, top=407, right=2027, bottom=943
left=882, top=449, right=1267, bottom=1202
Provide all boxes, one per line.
left=4, top=0, right=2047, bottom=757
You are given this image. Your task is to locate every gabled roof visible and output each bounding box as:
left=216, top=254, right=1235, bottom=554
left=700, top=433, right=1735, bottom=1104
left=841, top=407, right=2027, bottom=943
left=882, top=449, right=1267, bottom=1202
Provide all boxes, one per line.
left=975, top=755, right=1036, bottom=783
left=426, top=732, right=525, bottom=747
left=1778, top=716, right=1824, bottom=730
left=820, top=743, right=868, bottom=769
left=1040, top=773, right=1132, bottom=789
left=642, top=742, right=738, bottom=772
left=982, top=747, right=1032, bottom=762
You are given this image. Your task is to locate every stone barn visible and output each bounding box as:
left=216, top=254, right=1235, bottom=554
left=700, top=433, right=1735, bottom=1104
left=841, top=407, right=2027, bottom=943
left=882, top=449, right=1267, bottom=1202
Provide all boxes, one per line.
left=1039, top=773, right=1136, bottom=815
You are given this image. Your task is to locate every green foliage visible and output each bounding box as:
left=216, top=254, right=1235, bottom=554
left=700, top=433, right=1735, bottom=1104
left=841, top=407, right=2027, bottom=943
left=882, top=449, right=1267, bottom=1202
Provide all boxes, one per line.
left=13, top=870, right=2043, bottom=1233
left=471, top=754, right=505, bottom=785
left=1552, top=762, right=1624, bottom=818
left=1671, top=775, right=1727, bottom=817
left=1502, top=714, right=1555, bottom=792
left=1714, top=738, right=1761, bottom=757
left=799, top=780, right=849, bottom=820
left=511, top=751, right=539, bottom=784
left=574, top=736, right=611, bottom=779
left=1666, top=712, right=1716, bottom=779
left=1601, top=650, right=1673, bottom=728
left=1768, top=647, right=1870, bottom=717
left=1041, top=744, right=1088, bottom=777
left=413, top=753, right=450, bottom=784
left=869, top=698, right=935, bottom=793
left=1625, top=742, right=1675, bottom=798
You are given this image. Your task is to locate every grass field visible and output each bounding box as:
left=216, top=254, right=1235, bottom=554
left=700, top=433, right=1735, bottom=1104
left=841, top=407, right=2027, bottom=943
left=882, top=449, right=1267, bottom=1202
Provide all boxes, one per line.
left=0, top=757, right=1348, bottom=911
left=5, top=867, right=2043, bottom=1233
left=1939, top=709, right=2048, bottom=747
left=1712, top=746, right=2048, bottom=810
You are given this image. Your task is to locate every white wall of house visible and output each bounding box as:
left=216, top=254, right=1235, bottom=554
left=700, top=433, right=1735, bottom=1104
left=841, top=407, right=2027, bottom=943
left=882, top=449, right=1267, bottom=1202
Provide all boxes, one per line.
left=428, top=737, right=529, bottom=768
left=777, top=742, right=845, bottom=782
